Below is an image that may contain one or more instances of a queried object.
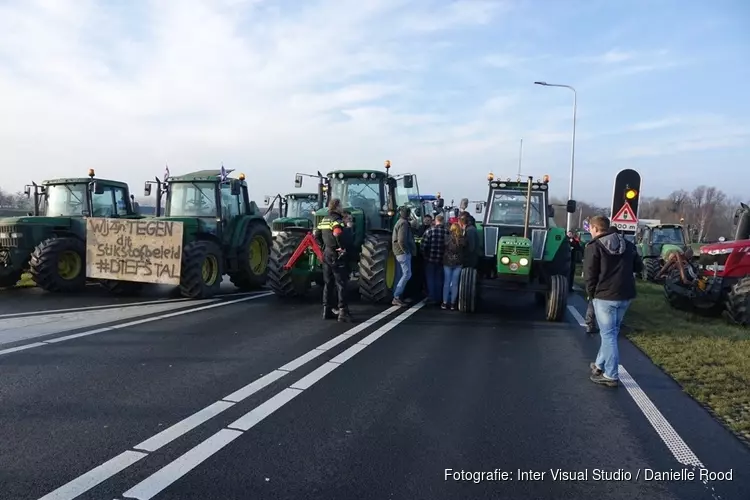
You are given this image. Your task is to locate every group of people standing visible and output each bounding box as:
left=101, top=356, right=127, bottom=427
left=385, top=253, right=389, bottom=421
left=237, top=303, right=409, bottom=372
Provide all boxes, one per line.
left=391, top=205, right=479, bottom=310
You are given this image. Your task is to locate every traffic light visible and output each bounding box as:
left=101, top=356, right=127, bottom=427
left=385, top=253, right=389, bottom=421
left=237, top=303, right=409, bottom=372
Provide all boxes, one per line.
left=611, top=169, right=642, bottom=229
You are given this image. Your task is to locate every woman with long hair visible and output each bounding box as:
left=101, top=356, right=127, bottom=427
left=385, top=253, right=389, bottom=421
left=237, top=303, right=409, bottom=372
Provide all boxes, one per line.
left=442, top=223, right=465, bottom=310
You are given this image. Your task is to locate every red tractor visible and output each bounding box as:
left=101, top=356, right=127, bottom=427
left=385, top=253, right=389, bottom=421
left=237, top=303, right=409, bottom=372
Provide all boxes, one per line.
left=662, top=203, right=750, bottom=326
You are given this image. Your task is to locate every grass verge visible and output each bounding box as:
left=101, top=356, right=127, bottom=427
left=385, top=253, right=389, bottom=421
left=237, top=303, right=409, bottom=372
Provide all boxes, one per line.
left=574, top=266, right=750, bottom=443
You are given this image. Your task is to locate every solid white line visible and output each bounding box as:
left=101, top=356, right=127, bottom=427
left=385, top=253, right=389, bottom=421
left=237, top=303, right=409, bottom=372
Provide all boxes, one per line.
left=618, top=365, right=704, bottom=467
left=0, top=298, right=196, bottom=319
left=133, top=401, right=235, bottom=453
left=2, top=293, right=273, bottom=357
left=118, top=301, right=426, bottom=499
left=221, top=370, right=288, bottom=403
left=38, top=450, right=147, bottom=500
left=567, top=305, right=586, bottom=326
left=0, top=342, right=48, bottom=355
left=329, top=343, right=367, bottom=363
left=569, top=303, right=706, bottom=469
left=35, top=304, right=403, bottom=500
left=122, top=429, right=243, bottom=500
left=227, top=388, right=303, bottom=431
left=277, top=349, right=326, bottom=372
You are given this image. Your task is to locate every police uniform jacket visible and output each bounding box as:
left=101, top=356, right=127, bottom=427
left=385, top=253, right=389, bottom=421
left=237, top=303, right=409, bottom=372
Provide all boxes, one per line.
left=317, top=211, right=345, bottom=252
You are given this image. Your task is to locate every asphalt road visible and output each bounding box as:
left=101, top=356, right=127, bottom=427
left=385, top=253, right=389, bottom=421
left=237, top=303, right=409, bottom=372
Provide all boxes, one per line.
left=0, top=286, right=748, bottom=500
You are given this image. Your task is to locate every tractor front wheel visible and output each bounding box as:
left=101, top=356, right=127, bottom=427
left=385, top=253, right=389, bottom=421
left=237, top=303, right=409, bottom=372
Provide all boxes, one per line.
left=179, top=240, right=223, bottom=299
left=724, top=276, right=750, bottom=327
left=457, top=267, right=478, bottom=313
left=267, top=231, right=310, bottom=297
left=545, top=274, right=568, bottom=321
left=642, top=258, right=661, bottom=281
left=358, top=233, right=396, bottom=304
left=230, top=221, right=272, bottom=290
left=29, top=237, right=87, bottom=293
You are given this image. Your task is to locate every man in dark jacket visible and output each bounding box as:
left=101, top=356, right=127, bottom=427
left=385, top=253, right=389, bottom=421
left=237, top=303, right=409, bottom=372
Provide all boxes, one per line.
left=584, top=215, right=643, bottom=388
left=316, top=198, right=353, bottom=322
left=459, top=212, right=479, bottom=268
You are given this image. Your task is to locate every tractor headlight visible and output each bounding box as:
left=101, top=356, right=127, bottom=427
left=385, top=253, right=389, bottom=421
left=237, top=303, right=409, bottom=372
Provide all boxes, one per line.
left=0, top=232, right=22, bottom=238
left=519, top=257, right=529, bottom=266
left=500, top=256, right=510, bottom=265
left=271, top=230, right=280, bottom=237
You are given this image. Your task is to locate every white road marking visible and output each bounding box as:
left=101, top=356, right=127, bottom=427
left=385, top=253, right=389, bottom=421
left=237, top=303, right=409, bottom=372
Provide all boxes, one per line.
left=119, top=301, right=425, bottom=499
left=122, top=430, right=243, bottom=500
left=38, top=451, right=147, bottom=500
left=133, top=401, right=235, bottom=453
left=567, top=305, right=586, bottom=326
left=34, top=304, right=402, bottom=500
left=0, top=298, right=195, bottom=319
left=0, top=293, right=273, bottom=358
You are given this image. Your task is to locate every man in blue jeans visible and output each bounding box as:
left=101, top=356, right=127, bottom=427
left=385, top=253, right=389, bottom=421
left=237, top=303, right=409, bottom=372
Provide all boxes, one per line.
left=584, top=215, right=643, bottom=387
left=420, top=214, right=447, bottom=304
left=392, top=206, right=417, bottom=306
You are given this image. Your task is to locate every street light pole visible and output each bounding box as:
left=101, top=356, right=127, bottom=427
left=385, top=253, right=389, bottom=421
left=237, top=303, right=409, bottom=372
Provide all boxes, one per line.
left=534, top=81, right=577, bottom=232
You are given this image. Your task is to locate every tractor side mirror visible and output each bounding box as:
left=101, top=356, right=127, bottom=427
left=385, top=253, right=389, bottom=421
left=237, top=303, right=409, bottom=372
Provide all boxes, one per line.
left=24, top=186, right=31, bottom=197
left=548, top=205, right=555, bottom=217
left=566, top=200, right=577, bottom=213
left=403, top=175, right=414, bottom=189
left=230, top=179, right=241, bottom=196
left=475, top=203, right=482, bottom=214
left=144, top=183, right=152, bottom=196
left=92, top=182, right=105, bottom=195
left=294, top=174, right=303, bottom=188
left=264, top=195, right=270, bottom=205
left=436, top=198, right=444, bottom=208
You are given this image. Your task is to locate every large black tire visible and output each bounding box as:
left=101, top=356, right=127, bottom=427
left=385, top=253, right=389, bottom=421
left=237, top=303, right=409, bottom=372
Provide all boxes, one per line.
left=29, top=236, right=87, bottom=293
left=642, top=257, right=661, bottom=281
left=230, top=220, right=272, bottom=290
left=99, top=280, right=144, bottom=296
left=545, top=274, right=568, bottom=321
left=267, top=231, right=310, bottom=297
left=0, top=268, right=23, bottom=288
left=179, top=240, right=223, bottom=299
left=663, top=266, right=697, bottom=312
left=457, top=267, right=477, bottom=313
left=359, top=233, right=393, bottom=304
left=724, top=276, right=750, bottom=327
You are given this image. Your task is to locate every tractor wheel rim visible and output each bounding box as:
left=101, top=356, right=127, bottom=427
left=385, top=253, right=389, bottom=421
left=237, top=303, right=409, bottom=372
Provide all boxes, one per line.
left=58, top=251, right=82, bottom=280
left=249, top=236, right=269, bottom=275
left=385, top=251, right=396, bottom=289
left=202, top=255, right=219, bottom=285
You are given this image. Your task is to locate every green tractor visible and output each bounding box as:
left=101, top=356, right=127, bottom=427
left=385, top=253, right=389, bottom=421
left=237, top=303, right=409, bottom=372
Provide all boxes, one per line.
left=0, top=169, right=142, bottom=292
left=264, top=191, right=325, bottom=237
left=143, top=168, right=272, bottom=298
left=635, top=223, right=692, bottom=282
left=457, top=173, right=577, bottom=321
left=267, top=161, right=421, bottom=302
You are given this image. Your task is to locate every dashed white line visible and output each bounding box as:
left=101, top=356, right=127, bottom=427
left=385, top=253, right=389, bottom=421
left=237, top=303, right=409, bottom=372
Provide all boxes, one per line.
left=0, top=298, right=196, bottom=319
left=119, top=301, right=426, bottom=500
left=34, top=304, right=402, bottom=500
left=0, top=293, right=273, bottom=358
left=38, top=451, right=147, bottom=500
left=567, top=305, right=586, bottom=326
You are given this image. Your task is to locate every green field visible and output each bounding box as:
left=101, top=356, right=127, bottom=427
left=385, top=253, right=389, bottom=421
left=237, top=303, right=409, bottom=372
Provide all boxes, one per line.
left=575, top=267, right=750, bottom=443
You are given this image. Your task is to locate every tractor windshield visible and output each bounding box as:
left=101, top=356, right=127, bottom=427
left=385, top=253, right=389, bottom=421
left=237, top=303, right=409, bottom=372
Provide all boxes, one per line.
left=43, top=183, right=88, bottom=216
left=487, top=189, right=546, bottom=227
left=329, top=177, right=383, bottom=228
left=288, top=198, right=318, bottom=219
left=652, top=227, right=684, bottom=244
left=167, top=182, right=218, bottom=217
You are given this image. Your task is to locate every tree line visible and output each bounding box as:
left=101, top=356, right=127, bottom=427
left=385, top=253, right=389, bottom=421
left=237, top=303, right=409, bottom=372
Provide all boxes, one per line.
left=553, top=185, right=744, bottom=242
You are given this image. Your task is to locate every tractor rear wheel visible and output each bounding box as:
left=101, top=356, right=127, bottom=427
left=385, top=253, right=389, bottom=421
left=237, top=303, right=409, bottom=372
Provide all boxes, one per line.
left=179, top=240, right=223, bottom=299
left=457, top=267, right=478, bottom=313
left=545, top=274, right=568, bottom=321
left=0, top=268, right=23, bottom=288
left=358, top=233, right=395, bottom=304
left=724, top=276, right=750, bottom=326
left=230, top=221, right=272, bottom=290
left=267, top=231, right=310, bottom=297
left=643, top=258, right=661, bottom=281
left=29, top=236, right=87, bottom=293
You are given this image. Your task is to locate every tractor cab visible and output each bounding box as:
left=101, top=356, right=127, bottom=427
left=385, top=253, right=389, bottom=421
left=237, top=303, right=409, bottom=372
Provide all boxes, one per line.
left=264, top=193, right=321, bottom=236
left=407, top=193, right=446, bottom=220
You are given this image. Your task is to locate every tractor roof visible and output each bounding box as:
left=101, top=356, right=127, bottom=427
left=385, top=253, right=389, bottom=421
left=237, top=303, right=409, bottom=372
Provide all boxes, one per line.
left=286, top=192, right=318, bottom=199
left=43, top=177, right=129, bottom=189
left=327, top=169, right=387, bottom=179
left=169, top=169, right=245, bottom=182
left=488, top=177, right=550, bottom=192
left=647, top=224, right=683, bottom=229
left=409, top=194, right=438, bottom=201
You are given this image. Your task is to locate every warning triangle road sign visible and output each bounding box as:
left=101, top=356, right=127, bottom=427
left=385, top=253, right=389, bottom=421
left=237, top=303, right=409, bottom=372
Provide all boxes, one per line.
left=612, top=201, right=638, bottom=224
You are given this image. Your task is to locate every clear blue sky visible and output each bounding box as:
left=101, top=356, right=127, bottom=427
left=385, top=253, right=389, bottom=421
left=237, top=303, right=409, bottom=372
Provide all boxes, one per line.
left=0, top=0, right=747, bottom=207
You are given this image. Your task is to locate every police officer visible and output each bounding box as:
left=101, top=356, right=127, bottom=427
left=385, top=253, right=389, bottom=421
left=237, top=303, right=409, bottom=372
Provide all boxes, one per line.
left=316, top=198, right=352, bottom=322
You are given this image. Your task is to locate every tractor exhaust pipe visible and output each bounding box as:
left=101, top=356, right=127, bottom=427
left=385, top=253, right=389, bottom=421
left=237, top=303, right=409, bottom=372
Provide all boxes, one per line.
left=523, top=176, right=533, bottom=239
left=734, top=202, right=750, bottom=241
